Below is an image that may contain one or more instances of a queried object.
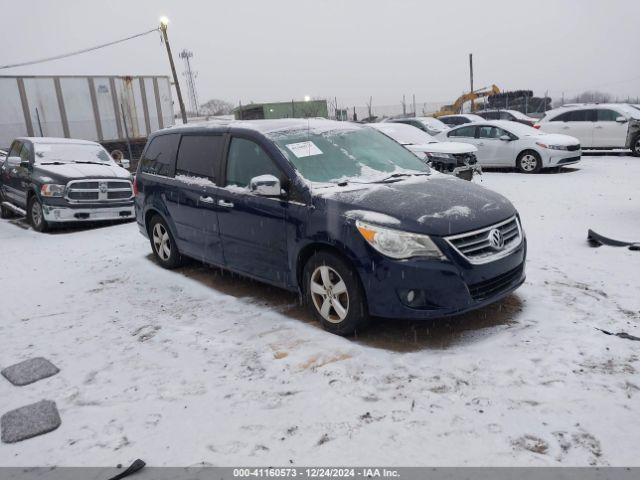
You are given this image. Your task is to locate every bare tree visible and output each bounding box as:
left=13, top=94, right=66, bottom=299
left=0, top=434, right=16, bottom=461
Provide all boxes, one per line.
left=200, top=99, right=234, bottom=116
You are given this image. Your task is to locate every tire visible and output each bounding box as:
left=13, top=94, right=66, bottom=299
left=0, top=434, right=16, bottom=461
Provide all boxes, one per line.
left=631, top=134, right=640, bottom=157
left=303, top=251, right=369, bottom=336
left=148, top=215, right=183, bottom=269
left=0, top=193, right=13, bottom=219
left=456, top=169, right=474, bottom=181
left=516, top=150, right=542, bottom=173
left=28, top=196, right=48, bottom=232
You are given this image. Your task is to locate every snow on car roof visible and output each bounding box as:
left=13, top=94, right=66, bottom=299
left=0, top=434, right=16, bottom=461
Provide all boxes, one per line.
left=164, top=118, right=361, bottom=136
left=17, top=137, right=100, bottom=146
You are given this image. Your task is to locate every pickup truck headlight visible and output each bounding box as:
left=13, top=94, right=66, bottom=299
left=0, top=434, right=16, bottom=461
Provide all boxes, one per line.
left=356, top=220, right=445, bottom=260
left=40, top=184, right=66, bottom=197
left=536, top=142, right=567, bottom=150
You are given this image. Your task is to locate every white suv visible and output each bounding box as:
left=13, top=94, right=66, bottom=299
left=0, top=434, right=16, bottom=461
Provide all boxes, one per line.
left=536, top=104, right=640, bottom=156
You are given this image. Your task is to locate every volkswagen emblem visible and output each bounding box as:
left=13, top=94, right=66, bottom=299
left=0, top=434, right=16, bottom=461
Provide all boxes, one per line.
left=488, top=228, right=505, bottom=250
left=99, top=182, right=108, bottom=194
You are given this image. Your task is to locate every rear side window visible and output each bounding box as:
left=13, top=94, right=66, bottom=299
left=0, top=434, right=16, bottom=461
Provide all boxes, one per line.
left=139, top=134, right=180, bottom=177
left=176, top=135, right=224, bottom=181
left=225, top=137, right=282, bottom=188
left=449, top=125, right=476, bottom=138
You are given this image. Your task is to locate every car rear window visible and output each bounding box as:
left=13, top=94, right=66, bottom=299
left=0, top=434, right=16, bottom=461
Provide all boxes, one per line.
left=139, top=134, right=180, bottom=177
left=176, top=135, right=224, bottom=181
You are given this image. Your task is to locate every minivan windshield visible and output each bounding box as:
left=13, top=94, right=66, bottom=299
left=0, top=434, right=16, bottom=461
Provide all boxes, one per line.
left=268, top=126, right=430, bottom=184
left=34, top=143, right=113, bottom=164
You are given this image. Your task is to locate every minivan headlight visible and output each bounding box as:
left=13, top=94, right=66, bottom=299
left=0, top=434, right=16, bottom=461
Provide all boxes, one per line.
left=356, top=220, right=445, bottom=260
left=40, top=184, right=66, bottom=197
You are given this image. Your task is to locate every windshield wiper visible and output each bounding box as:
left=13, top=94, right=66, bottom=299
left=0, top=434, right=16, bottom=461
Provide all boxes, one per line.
left=374, top=172, right=430, bottom=183
left=39, top=161, right=67, bottom=165
left=72, top=161, right=108, bottom=165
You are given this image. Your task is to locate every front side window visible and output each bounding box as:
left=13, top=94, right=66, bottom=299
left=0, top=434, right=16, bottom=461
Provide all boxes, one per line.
left=596, top=109, right=621, bottom=122
left=176, top=135, right=224, bottom=181
left=226, top=137, right=281, bottom=188
left=478, top=126, right=501, bottom=139
left=269, top=126, right=429, bottom=184
left=139, top=134, right=180, bottom=177
left=7, top=141, right=23, bottom=159
left=19, top=142, right=32, bottom=163
left=449, top=125, right=476, bottom=138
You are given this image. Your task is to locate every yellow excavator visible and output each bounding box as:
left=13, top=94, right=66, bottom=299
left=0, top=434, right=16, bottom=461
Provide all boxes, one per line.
left=433, top=84, right=501, bottom=117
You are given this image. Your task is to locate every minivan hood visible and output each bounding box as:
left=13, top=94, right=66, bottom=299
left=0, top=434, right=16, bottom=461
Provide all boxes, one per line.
left=315, top=174, right=516, bottom=236
left=34, top=162, right=131, bottom=180
left=406, top=141, right=477, bottom=155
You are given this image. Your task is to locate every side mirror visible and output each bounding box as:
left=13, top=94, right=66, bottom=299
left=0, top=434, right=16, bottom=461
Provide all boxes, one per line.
left=499, top=135, right=512, bottom=141
left=120, top=159, right=131, bottom=170
left=7, top=156, right=22, bottom=167
left=616, top=116, right=627, bottom=123
left=249, top=174, right=282, bottom=197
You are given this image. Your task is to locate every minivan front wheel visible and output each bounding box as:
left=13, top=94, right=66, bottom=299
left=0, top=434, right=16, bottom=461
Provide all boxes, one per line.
left=303, top=251, right=369, bottom=335
left=517, top=151, right=542, bottom=173
left=149, top=215, right=183, bottom=269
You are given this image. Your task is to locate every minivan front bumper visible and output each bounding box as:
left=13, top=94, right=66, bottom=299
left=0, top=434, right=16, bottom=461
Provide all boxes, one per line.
left=358, top=237, right=526, bottom=319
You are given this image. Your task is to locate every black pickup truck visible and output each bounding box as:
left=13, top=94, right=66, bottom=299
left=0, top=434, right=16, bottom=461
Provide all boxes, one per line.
left=0, top=137, right=134, bottom=232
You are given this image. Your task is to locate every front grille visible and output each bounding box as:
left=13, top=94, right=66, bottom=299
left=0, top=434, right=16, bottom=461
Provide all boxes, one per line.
left=468, top=265, right=524, bottom=301
left=453, top=152, right=478, bottom=166
left=445, top=216, right=523, bottom=264
left=558, top=156, right=581, bottom=164
left=65, top=178, right=133, bottom=203
left=566, top=144, right=580, bottom=151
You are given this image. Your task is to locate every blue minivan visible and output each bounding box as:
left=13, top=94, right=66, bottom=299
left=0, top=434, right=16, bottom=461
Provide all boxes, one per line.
left=134, top=119, right=526, bottom=335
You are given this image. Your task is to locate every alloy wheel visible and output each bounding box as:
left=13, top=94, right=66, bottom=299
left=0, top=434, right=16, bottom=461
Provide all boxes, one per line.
left=31, top=201, right=43, bottom=227
left=152, top=223, right=171, bottom=261
left=520, top=154, right=538, bottom=172
left=310, top=265, right=350, bottom=324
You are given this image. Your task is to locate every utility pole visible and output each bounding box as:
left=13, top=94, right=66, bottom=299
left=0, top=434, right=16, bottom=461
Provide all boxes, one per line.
left=412, top=94, right=416, bottom=117
left=160, top=17, right=187, bottom=124
left=402, top=94, right=406, bottom=116
left=469, top=53, right=474, bottom=112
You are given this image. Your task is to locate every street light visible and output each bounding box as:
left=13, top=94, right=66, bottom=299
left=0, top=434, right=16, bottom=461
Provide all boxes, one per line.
left=159, top=16, right=188, bottom=124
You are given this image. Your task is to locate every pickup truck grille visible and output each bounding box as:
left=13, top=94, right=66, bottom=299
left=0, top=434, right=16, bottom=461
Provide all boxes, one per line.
left=445, top=216, right=523, bottom=265
left=65, top=179, right=133, bottom=203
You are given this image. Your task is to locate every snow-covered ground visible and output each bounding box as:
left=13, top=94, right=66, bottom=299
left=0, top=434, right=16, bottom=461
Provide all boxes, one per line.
left=1, top=155, right=638, bottom=467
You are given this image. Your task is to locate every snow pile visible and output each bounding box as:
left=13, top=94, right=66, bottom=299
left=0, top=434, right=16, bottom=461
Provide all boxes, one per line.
left=0, top=155, right=638, bottom=467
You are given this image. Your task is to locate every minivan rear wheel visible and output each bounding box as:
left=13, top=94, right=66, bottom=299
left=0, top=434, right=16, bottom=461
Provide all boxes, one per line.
left=149, top=215, right=183, bottom=269
left=303, top=251, right=369, bottom=336
left=516, top=150, right=542, bottom=173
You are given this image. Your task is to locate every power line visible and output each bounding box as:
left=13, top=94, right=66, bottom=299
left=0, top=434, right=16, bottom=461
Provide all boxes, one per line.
left=0, top=27, right=160, bottom=70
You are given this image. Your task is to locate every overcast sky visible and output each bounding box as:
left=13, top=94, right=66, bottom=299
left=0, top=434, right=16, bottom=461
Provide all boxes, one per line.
left=2, top=0, right=639, bottom=108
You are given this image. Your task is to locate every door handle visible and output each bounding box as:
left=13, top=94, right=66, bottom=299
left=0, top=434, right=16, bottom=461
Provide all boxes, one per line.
left=478, top=142, right=485, bottom=146
left=562, top=126, right=570, bottom=130
left=594, top=126, right=603, bottom=129
left=199, top=195, right=215, bottom=204
left=217, top=199, right=234, bottom=208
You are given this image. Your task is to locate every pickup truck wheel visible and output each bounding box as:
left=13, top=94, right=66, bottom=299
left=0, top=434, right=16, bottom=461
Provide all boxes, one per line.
left=28, top=197, right=48, bottom=232
left=632, top=135, right=640, bottom=157
left=149, top=215, right=183, bottom=269
left=517, top=150, right=542, bottom=173
left=303, top=251, right=369, bottom=336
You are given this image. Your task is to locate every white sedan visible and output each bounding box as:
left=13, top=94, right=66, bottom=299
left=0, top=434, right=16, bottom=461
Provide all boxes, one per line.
left=437, top=120, right=581, bottom=173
